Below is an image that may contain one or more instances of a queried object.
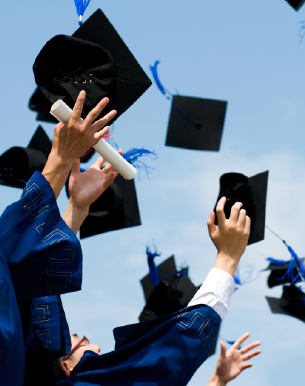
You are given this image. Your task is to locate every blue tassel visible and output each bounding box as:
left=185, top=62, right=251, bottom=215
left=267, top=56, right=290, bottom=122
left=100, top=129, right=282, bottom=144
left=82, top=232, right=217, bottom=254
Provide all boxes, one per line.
left=225, top=340, right=242, bottom=350
left=123, top=148, right=157, bottom=177
left=299, top=21, right=305, bottom=44
left=234, top=264, right=258, bottom=290
left=149, top=61, right=171, bottom=99
left=265, top=227, right=305, bottom=284
left=266, top=257, right=290, bottom=266
left=74, top=0, right=91, bottom=25
left=146, top=246, right=161, bottom=286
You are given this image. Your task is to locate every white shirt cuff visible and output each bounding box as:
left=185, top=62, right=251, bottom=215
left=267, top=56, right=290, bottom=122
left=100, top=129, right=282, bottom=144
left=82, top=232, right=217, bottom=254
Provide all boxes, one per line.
left=187, top=268, right=235, bottom=320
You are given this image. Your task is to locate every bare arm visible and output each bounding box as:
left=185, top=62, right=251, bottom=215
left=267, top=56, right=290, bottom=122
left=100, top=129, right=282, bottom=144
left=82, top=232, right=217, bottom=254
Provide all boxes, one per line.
left=42, top=90, right=117, bottom=199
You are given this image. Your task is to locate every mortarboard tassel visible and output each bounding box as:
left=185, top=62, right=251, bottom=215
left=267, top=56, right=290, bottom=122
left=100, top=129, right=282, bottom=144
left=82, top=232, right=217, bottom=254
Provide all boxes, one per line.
left=233, top=263, right=258, bottom=290
left=149, top=61, right=201, bottom=129
left=146, top=245, right=161, bottom=286
left=266, top=257, right=290, bottom=266
left=224, top=339, right=242, bottom=350
left=266, top=226, right=305, bottom=284
left=122, top=148, right=157, bottom=177
left=73, top=0, right=92, bottom=25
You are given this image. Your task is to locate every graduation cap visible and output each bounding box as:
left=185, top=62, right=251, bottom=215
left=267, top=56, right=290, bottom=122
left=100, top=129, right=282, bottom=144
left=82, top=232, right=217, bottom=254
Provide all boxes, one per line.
left=264, top=258, right=305, bottom=288
left=66, top=172, right=141, bottom=239
left=213, top=171, right=269, bottom=245
left=139, top=255, right=198, bottom=322
left=266, top=284, right=305, bottom=323
left=285, top=0, right=305, bottom=11
left=149, top=61, right=227, bottom=151
left=32, top=9, right=151, bottom=149
left=0, top=126, right=51, bottom=189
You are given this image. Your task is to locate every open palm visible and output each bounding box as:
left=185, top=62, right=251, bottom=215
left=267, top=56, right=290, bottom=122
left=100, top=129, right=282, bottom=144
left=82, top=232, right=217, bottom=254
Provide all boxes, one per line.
left=68, top=151, right=122, bottom=211
left=216, top=332, right=261, bottom=384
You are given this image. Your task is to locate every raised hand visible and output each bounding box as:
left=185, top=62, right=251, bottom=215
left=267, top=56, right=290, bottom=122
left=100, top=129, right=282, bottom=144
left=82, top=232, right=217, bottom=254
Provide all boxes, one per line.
left=62, top=152, right=122, bottom=234
left=215, top=333, right=261, bottom=385
left=207, top=197, right=251, bottom=277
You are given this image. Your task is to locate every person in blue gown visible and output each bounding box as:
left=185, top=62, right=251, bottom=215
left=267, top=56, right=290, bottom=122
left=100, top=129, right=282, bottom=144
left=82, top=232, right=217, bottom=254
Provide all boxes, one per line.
left=0, top=91, right=119, bottom=386
left=28, top=197, right=255, bottom=386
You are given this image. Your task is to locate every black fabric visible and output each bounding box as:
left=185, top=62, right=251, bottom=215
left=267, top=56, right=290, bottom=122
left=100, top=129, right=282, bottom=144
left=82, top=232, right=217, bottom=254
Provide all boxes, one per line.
left=0, top=127, right=51, bottom=189
left=32, top=9, right=151, bottom=165
left=214, top=171, right=268, bottom=245
left=165, top=95, right=227, bottom=151
left=79, top=174, right=141, bottom=239
left=285, top=0, right=305, bottom=10
left=266, top=285, right=305, bottom=323
left=140, top=256, right=177, bottom=301
left=139, top=274, right=198, bottom=322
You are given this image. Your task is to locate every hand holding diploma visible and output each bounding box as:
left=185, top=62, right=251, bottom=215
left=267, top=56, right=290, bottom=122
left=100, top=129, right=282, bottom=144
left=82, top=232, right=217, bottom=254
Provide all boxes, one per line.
left=43, top=91, right=117, bottom=198
left=51, top=97, right=137, bottom=180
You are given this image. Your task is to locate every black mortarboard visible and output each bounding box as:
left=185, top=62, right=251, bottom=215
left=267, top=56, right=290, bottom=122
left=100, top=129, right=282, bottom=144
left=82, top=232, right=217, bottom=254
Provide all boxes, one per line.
left=266, top=285, right=305, bottom=323
left=140, top=255, right=178, bottom=301
left=285, top=0, right=305, bottom=11
left=0, top=126, right=51, bottom=189
left=72, top=173, right=141, bottom=239
left=214, top=171, right=269, bottom=245
left=32, top=8, right=152, bottom=128
left=29, top=88, right=57, bottom=124
left=165, top=95, right=227, bottom=151
left=139, top=256, right=198, bottom=322
left=264, top=258, right=305, bottom=288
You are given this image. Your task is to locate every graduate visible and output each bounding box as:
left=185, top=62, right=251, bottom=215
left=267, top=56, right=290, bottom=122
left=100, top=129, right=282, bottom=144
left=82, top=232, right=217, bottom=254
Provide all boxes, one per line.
left=28, top=198, right=253, bottom=386
left=0, top=91, right=120, bottom=386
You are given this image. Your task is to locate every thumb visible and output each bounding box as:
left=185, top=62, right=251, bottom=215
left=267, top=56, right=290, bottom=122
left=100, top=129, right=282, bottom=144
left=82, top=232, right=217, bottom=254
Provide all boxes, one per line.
left=71, top=159, right=81, bottom=176
left=220, top=341, right=227, bottom=360
left=207, top=211, right=217, bottom=236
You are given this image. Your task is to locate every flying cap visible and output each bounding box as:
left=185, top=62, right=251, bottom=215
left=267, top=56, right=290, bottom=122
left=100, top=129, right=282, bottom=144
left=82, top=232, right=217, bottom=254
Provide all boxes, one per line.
left=0, top=126, right=51, bottom=189
left=266, top=284, right=305, bottom=323
left=139, top=255, right=198, bottom=322
left=285, top=0, right=305, bottom=10
left=264, top=258, right=305, bottom=288
left=32, top=8, right=152, bottom=128
left=66, top=173, right=141, bottom=239
left=213, top=171, right=269, bottom=245
left=165, top=95, right=227, bottom=151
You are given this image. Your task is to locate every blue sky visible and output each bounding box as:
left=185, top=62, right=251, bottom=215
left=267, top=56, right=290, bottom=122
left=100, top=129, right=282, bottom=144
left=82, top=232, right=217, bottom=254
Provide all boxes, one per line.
left=1, top=1, right=305, bottom=385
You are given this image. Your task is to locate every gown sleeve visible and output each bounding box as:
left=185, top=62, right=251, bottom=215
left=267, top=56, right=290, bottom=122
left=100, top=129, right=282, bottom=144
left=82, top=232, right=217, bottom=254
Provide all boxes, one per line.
left=0, top=171, right=83, bottom=301
left=57, top=304, right=221, bottom=386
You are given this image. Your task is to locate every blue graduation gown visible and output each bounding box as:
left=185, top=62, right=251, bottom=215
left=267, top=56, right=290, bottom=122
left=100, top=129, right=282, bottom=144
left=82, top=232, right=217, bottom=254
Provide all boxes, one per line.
left=0, top=171, right=83, bottom=301
left=0, top=172, right=82, bottom=386
left=57, top=304, right=221, bottom=386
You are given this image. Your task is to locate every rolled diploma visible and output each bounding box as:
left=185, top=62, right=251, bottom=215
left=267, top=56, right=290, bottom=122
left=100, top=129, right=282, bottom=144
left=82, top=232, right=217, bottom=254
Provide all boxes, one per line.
left=50, top=99, right=137, bottom=180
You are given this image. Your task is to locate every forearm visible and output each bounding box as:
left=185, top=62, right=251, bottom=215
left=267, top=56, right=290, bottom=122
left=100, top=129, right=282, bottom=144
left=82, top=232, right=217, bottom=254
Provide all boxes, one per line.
left=207, top=372, right=226, bottom=386
left=42, top=152, right=73, bottom=199
left=62, top=201, right=89, bottom=235
left=213, top=252, right=240, bottom=278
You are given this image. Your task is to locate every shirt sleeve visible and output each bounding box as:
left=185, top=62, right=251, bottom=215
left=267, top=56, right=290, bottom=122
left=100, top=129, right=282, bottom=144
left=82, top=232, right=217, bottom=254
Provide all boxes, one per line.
left=187, top=268, right=235, bottom=319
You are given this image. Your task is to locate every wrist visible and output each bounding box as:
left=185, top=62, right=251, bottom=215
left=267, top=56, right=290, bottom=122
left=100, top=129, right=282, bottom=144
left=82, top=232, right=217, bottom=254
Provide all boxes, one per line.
left=208, top=372, right=226, bottom=386
left=213, top=252, right=240, bottom=278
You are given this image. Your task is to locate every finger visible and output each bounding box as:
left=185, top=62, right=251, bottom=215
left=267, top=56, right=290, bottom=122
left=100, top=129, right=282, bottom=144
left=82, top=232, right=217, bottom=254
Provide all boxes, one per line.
left=207, top=212, right=217, bottom=235
left=103, top=170, right=118, bottom=188
left=70, top=90, right=86, bottom=124
left=71, top=159, right=81, bottom=176
left=245, top=216, right=251, bottom=236
left=229, top=201, right=243, bottom=224
left=242, top=349, right=261, bottom=361
left=103, top=150, right=123, bottom=174
left=93, top=155, right=106, bottom=169
left=219, top=341, right=227, bottom=359
left=241, top=363, right=252, bottom=371
left=232, top=332, right=250, bottom=350
left=90, top=110, right=117, bottom=133
left=215, top=197, right=227, bottom=228
left=240, top=341, right=261, bottom=354
left=83, top=97, right=110, bottom=127
left=237, top=208, right=246, bottom=229
left=93, top=126, right=111, bottom=142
